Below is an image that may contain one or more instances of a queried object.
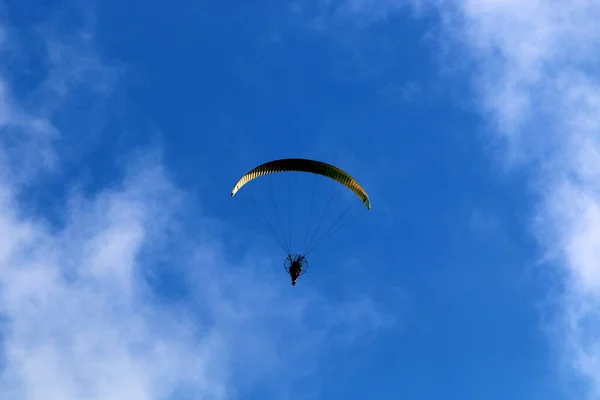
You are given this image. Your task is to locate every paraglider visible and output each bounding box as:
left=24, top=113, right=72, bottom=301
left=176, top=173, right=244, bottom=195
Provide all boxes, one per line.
left=231, top=158, right=370, bottom=286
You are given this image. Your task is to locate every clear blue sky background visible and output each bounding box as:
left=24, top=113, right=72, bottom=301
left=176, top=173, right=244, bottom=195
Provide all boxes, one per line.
left=0, top=1, right=598, bottom=400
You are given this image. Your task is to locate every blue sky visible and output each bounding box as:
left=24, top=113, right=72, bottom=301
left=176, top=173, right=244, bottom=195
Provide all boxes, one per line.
left=0, top=1, right=599, bottom=399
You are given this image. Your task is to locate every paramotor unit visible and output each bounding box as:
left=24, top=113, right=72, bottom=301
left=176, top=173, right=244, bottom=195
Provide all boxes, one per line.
left=231, top=157, right=370, bottom=286
left=285, top=254, right=308, bottom=286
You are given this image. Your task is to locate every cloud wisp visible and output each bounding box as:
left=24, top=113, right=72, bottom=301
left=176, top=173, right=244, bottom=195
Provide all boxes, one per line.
left=0, top=10, right=392, bottom=400
left=436, top=1, right=600, bottom=398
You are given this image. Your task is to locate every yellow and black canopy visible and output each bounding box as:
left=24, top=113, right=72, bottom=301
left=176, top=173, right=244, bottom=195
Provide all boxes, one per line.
left=231, top=158, right=371, bottom=210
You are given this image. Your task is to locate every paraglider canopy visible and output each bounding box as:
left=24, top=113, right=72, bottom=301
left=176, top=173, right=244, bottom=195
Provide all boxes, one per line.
left=231, top=157, right=370, bottom=284
left=231, top=158, right=371, bottom=210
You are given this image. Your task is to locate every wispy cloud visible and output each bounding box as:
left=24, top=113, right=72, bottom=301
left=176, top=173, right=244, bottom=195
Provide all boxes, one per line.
left=297, top=0, right=422, bottom=27
left=0, top=7, right=392, bottom=400
left=435, top=1, right=600, bottom=398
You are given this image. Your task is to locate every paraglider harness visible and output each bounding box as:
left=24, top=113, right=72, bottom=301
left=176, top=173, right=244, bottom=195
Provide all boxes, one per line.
left=284, top=254, right=308, bottom=286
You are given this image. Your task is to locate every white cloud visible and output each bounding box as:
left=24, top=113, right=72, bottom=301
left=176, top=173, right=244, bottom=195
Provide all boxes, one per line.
left=0, top=9, right=392, bottom=400
left=434, top=1, right=600, bottom=398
